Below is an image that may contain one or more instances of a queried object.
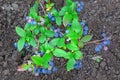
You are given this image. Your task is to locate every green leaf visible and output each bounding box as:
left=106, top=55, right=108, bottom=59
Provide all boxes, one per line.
left=49, top=38, right=59, bottom=47
left=78, top=41, right=84, bottom=48
left=29, top=8, right=38, bottom=18
left=57, top=38, right=65, bottom=47
left=66, top=58, right=76, bottom=71
left=31, top=55, right=42, bottom=66
left=39, top=35, right=46, bottom=43
left=17, top=37, right=25, bottom=51
left=66, top=31, right=79, bottom=40
left=81, top=35, right=93, bottom=42
left=50, top=3, right=54, bottom=7
left=71, top=39, right=78, bottom=45
left=42, top=53, right=53, bottom=68
left=33, top=1, right=39, bottom=10
left=51, top=8, right=58, bottom=16
left=72, top=12, right=78, bottom=20
left=22, top=63, right=31, bottom=70
left=66, top=42, right=79, bottom=51
left=72, top=18, right=82, bottom=33
left=16, top=26, right=26, bottom=37
left=26, top=30, right=32, bottom=37
left=53, top=48, right=67, bottom=57
left=33, top=27, right=40, bottom=35
left=63, top=13, right=72, bottom=26
left=29, top=25, right=37, bottom=30
left=74, top=51, right=83, bottom=60
left=40, top=26, right=46, bottom=33
left=56, top=16, right=62, bottom=25
left=66, top=0, right=72, bottom=6
left=44, top=43, right=53, bottom=51
left=64, top=52, right=73, bottom=59
left=30, top=37, right=36, bottom=47
left=45, top=30, right=54, bottom=37
left=70, top=2, right=76, bottom=12
left=24, top=23, right=30, bottom=30
left=59, top=6, right=68, bottom=16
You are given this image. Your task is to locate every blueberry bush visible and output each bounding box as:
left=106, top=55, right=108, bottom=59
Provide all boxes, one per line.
left=14, top=0, right=111, bottom=76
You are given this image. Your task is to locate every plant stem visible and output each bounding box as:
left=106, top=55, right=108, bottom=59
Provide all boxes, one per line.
left=85, top=36, right=112, bottom=45
left=39, top=0, right=46, bottom=15
left=48, top=0, right=51, bottom=4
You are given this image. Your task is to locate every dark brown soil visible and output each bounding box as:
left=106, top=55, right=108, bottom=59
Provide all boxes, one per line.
left=0, top=0, right=120, bottom=80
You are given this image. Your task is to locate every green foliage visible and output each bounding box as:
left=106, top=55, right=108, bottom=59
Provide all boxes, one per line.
left=17, top=37, right=25, bottom=51
left=56, top=16, right=62, bottom=25
left=16, top=26, right=26, bottom=37
left=45, top=30, right=54, bottom=37
left=66, top=42, right=79, bottom=51
left=31, top=55, right=42, bottom=66
left=74, top=51, right=83, bottom=60
left=66, top=58, right=76, bottom=71
left=63, top=13, right=72, bottom=26
left=15, top=0, right=93, bottom=72
left=42, top=53, right=53, bottom=68
left=72, top=18, right=82, bottom=33
left=53, top=48, right=67, bottom=57
left=81, top=35, right=93, bottom=42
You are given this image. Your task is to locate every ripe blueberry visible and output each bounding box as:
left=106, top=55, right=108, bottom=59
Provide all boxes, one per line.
left=84, top=26, right=89, bottom=31
left=54, top=32, right=59, bottom=37
left=80, top=21, right=86, bottom=27
left=51, top=17, right=55, bottom=22
left=52, top=67, right=57, bottom=72
left=101, top=32, right=106, bottom=37
left=48, top=13, right=53, bottom=19
left=13, top=42, right=17, bottom=48
left=49, top=61, right=54, bottom=67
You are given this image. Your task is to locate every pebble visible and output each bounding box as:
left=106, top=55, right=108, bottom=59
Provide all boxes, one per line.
left=3, top=62, right=8, bottom=67
left=91, top=68, right=97, bottom=77
left=12, top=52, right=18, bottom=61
left=3, top=69, right=10, bottom=76
left=100, top=61, right=106, bottom=69
left=12, top=3, right=18, bottom=11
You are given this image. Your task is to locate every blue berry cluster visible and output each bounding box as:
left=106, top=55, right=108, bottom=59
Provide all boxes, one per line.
left=52, top=26, right=63, bottom=38
left=95, top=33, right=111, bottom=52
left=74, top=60, right=82, bottom=69
left=76, top=1, right=84, bottom=13
left=33, top=60, right=57, bottom=76
left=38, top=51, right=44, bottom=56
left=13, top=42, right=30, bottom=49
left=80, top=21, right=89, bottom=35
left=48, top=13, right=55, bottom=22
left=26, top=16, right=37, bottom=25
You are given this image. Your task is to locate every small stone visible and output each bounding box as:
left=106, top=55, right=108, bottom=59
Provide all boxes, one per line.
left=100, top=61, right=106, bottom=68
left=12, top=53, right=18, bottom=61
left=3, top=70, right=9, bottom=75
left=12, top=3, right=18, bottom=10
left=3, top=62, right=8, bottom=67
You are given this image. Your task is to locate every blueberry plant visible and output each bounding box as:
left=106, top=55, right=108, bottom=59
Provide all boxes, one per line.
left=14, top=0, right=111, bottom=76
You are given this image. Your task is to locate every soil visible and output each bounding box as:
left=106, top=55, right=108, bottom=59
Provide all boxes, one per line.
left=0, top=0, right=120, bottom=80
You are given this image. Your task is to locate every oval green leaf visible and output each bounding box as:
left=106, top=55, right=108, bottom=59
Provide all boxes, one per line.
left=16, top=26, right=26, bottom=37
left=53, top=48, right=67, bottom=57
left=81, top=35, right=93, bottom=42
left=18, top=37, right=25, bottom=51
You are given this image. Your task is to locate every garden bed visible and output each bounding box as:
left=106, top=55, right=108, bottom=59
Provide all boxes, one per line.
left=0, top=0, right=120, bottom=80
